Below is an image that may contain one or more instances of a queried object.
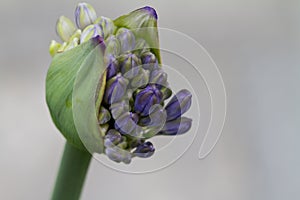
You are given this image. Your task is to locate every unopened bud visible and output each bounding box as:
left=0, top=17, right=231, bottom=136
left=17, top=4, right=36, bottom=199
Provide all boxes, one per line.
left=49, top=40, right=61, bottom=57
left=56, top=16, right=76, bottom=42
left=104, top=73, right=129, bottom=104
left=94, top=16, right=115, bottom=39
left=80, top=24, right=103, bottom=43
left=75, top=2, right=97, bottom=29
left=116, top=28, right=136, bottom=53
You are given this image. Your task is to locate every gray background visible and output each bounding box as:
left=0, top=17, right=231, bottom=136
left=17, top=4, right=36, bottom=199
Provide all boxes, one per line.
left=1, top=0, right=300, bottom=199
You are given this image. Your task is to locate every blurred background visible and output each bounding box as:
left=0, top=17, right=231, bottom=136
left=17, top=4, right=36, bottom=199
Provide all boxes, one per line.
left=1, top=0, right=300, bottom=199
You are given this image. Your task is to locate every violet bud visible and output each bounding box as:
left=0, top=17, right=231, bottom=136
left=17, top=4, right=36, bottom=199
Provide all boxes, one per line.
left=141, top=51, right=159, bottom=70
left=75, top=2, right=97, bottom=29
left=119, top=53, right=141, bottom=79
left=104, top=73, right=129, bottom=104
left=134, top=85, right=163, bottom=116
left=159, top=117, right=192, bottom=135
left=130, top=68, right=150, bottom=88
left=94, top=16, right=115, bottom=39
left=149, top=69, right=168, bottom=87
left=104, top=129, right=122, bottom=147
left=80, top=24, right=104, bottom=43
left=165, top=89, right=192, bottom=121
left=133, top=141, right=155, bottom=158
left=116, top=28, right=136, bottom=53
left=115, top=112, right=142, bottom=136
left=105, top=55, right=119, bottom=80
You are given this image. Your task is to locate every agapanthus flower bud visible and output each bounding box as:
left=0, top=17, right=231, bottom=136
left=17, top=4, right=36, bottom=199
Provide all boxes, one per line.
left=165, top=89, right=192, bottom=121
left=56, top=16, right=76, bottom=42
left=141, top=51, right=159, bottom=70
left=57, top=42, right=67, bottom=53
left=119, top=53, right=141, bottom=79
left=159, top=117, right=192, bottom=135
left=47, top=4, right=193, bottom=166
left=139, top=104, right=166, bottom=127
left=75, top=2, right=97, bottom=29
left=105, top=35, right=121, bottom=56
left=133, top=141, right=155, bottom=158
left=149, top=69, right=168, bottom=87
left=49, top=40, right=61, bottom=57
left=104, top=129, right=122, bottom=147
left=80, top=24, right=104, bottom=43
left=104, top=73, right=129, bottom=104
left=134, top=85, right=163, bottom=116
left=105, top=55, right=119, bottom=80
left=116, top=28, right=136, bottom=53
left=130, top=68, right=149, bottom=88
left=94, top=16, right=115, bottom=39
left=115, top=112, right=142, bottom=136
left=98, top=106, right=111, bottom=125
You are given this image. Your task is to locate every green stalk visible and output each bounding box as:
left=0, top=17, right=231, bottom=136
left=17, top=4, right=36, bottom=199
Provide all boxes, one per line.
left=51, top=142, right=92, bottom=200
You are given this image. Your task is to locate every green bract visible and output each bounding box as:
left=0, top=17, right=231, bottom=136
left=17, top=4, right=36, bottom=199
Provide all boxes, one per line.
left=46, top=4, right=161, bottom=152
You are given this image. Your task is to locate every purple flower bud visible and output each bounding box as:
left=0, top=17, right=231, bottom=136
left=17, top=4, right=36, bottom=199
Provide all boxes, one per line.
left=80, top=24, right=104, bottom=43
left=104, top=129, right=122, bottom=147
left=133, top=141, right=155, bottom=158
left=130, top=68, right=149, bottom=88
left=115, top=112, right=141, bottom=136
left=119, top=53, right=141, bottom=79
left=98, top=106, right=111, bottom=124
left=116, top=28, right=135, bottom=53
left=165, top=89, right=192, bottom=121
left=159, top=117, right=192, bottom=135
left=134, top=85, right=163, bottom=116
left=141, top=51, right=159, bottom=70
left=104, top=73, right=129, bottom=104
left=139, top=104, right=166, bottom=127
left=149, top=69, right=168, bottom=88
left=105, top=55, right=119, bottom=79
left=75, top=2, right=97, bottom=29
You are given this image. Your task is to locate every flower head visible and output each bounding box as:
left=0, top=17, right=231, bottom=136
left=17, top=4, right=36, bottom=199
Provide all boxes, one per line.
left=47, top=2, right=193, bottom=164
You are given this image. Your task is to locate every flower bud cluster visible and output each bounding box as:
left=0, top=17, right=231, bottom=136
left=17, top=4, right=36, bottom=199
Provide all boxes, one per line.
left=50, top=2, right=192, bottom=164
left=49, top=2, right=116, bottom=57
left=99, top=28, right=192, bottom=164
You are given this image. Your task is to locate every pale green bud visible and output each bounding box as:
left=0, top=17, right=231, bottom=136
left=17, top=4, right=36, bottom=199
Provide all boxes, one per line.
left=49, top=40, right=61, bottom=57
left=94, top=16, right=115, bottom=39
left=56, top=16, right=76, bottom=42
left=80, top=24, right=104, bottom=43
left=57, top=42, right=67, bottom=53
left=75, top=2, right=97, bottom=29
left=104, top=35, right=121, bottom=57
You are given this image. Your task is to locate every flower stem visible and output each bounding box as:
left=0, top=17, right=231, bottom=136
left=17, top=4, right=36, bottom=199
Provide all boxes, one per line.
left=51, top=142, right=92, bottom=200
